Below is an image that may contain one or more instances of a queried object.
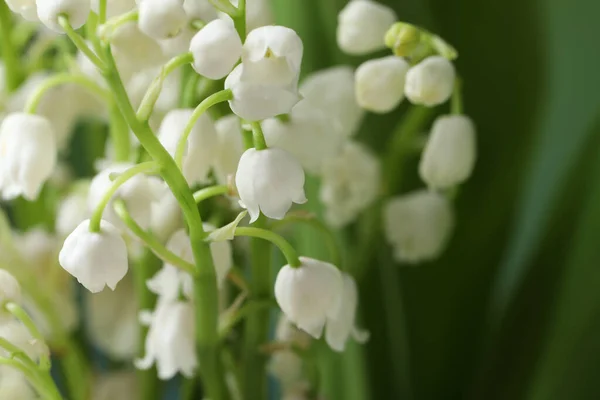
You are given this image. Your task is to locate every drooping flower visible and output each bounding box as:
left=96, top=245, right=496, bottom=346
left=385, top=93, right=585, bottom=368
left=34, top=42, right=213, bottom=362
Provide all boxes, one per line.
left=5, top=0, right=38, bottom=21
left=137, top=0, right=187, bottom=40
left=337, top=0, right=397, bottom=55
left=405, top=56, right=456, bottom=107
left=135, top=299, right=197, bottom=380
left=36, top=0, right=90, bottom=32
left=355, top=56, right=410, bottom=113
left=419, top=115, right=477, bottom=189
left=190, top=19, right=242, bottom=80
left=383, top=190, right=454, bottom=263
left=236, top=148, right=307, bottom=222
left=0, top=113, right=57, bottom=201
left=320, top=141, right=380, bottom=228
left=275, top=257, right=343, bottom=338
left=58, top=219, right=129, bottom=293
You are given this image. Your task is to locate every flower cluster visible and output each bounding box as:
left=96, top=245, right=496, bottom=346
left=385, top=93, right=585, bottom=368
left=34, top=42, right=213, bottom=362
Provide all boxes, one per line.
left=0, top=0, right=476, bottom=399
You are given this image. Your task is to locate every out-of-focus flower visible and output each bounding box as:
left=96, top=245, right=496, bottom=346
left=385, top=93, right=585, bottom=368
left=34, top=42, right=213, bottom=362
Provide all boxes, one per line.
left=36, top=0, right=90, bottom=32
left=5, top=0, right=38, bottom=21
left=0, top=270, right=21, bottom=308
left=355, top=56, right=410, bottom=113
left=213, top=115, right=244, bottom=185
left=236, top=148, right=307, bottom=222
left=337, top=0, right=397, bottom=55
left=190, top=19, right=242, bottom=80
left=405, top=56, right=456, bottom=107
left=137, top=0, right=187, bottom=40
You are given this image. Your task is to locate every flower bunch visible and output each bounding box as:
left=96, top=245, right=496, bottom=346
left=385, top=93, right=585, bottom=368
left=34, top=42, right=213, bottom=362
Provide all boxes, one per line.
left=0, top=0, right=476, bottom=399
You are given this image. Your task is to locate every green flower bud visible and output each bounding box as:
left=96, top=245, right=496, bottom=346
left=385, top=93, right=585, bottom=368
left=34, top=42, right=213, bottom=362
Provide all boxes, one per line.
left=385, top=22, right=421, bottom=57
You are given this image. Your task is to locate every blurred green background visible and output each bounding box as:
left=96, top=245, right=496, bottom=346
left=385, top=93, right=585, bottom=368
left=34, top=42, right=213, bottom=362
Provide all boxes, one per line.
left=271, top=0, right=600, bottom=399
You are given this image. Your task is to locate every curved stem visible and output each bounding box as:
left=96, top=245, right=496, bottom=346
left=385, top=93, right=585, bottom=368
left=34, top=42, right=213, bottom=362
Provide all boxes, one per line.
left=235, top=227, right=301, bottom=267
left=193, top=185, right=230, bottom=203
left=219, top=300, right=274, bottom=338
left=137, top=52, right=194, bottom=121
left=250, top=122, right=267, bottom=150
left=58, top=16, right=105, bottom=71
left=89, top=161, right=159, bottom=232
left=25, top=73, right=110, bottom=114
left=101, top=44, right=228, bottom=400
left=0, top=357, right=62, bottom=400
left=175, top=89, right=233, bottom=168
left=233, top=0, right=246, bottom=39
left=272, top=214, right=342, bottom=268
left=0, top=1, right=20, bottom=92
left=109, top=102, right=131, bottom=161
left=99, top=9, right=138, bottom=41
left=113, top=200, right=197, bottom=274
left=209, top=0, right=240, bottom=17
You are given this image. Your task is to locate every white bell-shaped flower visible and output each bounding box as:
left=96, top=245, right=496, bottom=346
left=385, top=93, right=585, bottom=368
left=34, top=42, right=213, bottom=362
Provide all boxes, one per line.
left=383, top=190, right=454, bottom=263
left=0, top=367, right=37, bottom=399
left=355, top=56, right=410, bottom=113
left=325, top=273, right=369, bottom=352
left=0, top=319, right=49, bottom=361
left=275, top=257, right=343, bottom=338
left=419, top=115, right=477, bottom=189
left=337, top=0, right=397, bottom=55
left=56, top=184, right=90, bottom=237
left=137, top=0, right=187, bottom=40
left=0, top=270, right=21, bottom=307
left=213, top=115, right=244, bottom=185
left=225, top=64, right=301, bottom=121
left=88, top=163, right=157, bottom=230
left=268, top=351, right=309, bottom=394
left=405, top=56, right=456, bottom=107
left=135, top=299, right=197, bottom=380
left=300, top=66, right=364, bottom=137
left=85, top=274, right=138, bottom=360
left=190, top=19, right=242, bottom=79
left=320, top=141, right=380, bottom=228
left=236, top=148, right=307, bottom=222
left=58, top=219, right=129, bottom=293
left=36, top=0, right=90, bottom=32
left=262, top=100, right=346, bottom=173
left=183, top=0, right=217, bottom=20
left=5, top=0, right=38, bottom=21
left=0, top=113, right=57, bottom=201
left=90, top=0, right=135, bottom=18
left=158, top=109, right=218, bottom=186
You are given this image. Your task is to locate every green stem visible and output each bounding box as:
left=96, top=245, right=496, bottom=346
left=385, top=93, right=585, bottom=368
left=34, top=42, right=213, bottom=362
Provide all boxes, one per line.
left=235, top=226, right=301, bottom=267
left=233, top=0, right=246, bottom=39
left=113, top=200, right=196, bottom=274
left=193, top=185, right=229, bottom=203
left=241, top=216, right=271, bottom=399
left=451, top=78, right=463, bottom=115
left=209, top=0, right=240, bottom=18
left=109, top=102, right=131, bottom=161
left=0, top=357, right=61, bottom=400
left=0, top=1, right=20, bottom=91
left=98, top=9, right=138, bottom=41
left=137, top=52, right=194, bottom=121
left=25, top=73, right=110, bottom=114
left=58, top=16, right=105, bottom=71
left=219, top=300, right=275, bottom=338
left=97, top=0, right=107, bottom=23
left=5, top=303, right=51, bottom=370
left=101, top=44, right=228, bottom=400
left=242, top=126, right=254, bottom=149
left=175, top=89, right=233, bottom=168
left=89, top=161, right=159, bottom=232
left=250, top=121, right=267, bottom=150
left=181, top=71, right=201, bottom=108
left=272, top=214, right=342, bottom=267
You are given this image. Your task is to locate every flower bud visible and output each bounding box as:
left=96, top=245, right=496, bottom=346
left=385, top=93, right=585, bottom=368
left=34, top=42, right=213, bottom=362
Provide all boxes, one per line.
left=235, top=148, right=307, bottom=222
left=355, top=56, right=410, bottom=113
left=36, top=0, right=90, bottom=32
left=137, top=0, right=187, bottom=40
left=190, top=19, right=242, bottom=80
left=419, top=115, right=476, bottom=189
left=385, top=22, right=421, bottom=57
left=337, top=0, right=397, bottom=55
left=0, top=270, right=21, bottom=307
left=135, top=299, right=197, bottom=380
left=5, top=0, right=38, bottom=21
left=405, top=56, right=456, bottom=106
left=59, top=219, right=129, bottom=292
left=383, top=190, right=454, bottom=263
left=275, top=257, right=343, bottom=338
left=0, top=113, right=57, bottom=201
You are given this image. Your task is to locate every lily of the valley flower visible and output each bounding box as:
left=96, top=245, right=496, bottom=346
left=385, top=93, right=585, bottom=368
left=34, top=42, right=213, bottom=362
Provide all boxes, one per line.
left=137, top=0, right=187, bottom=40
left=56, top=185, right=90, bottom=237
left=419, top=115, right=477, bottom=189
left=135, top=299, right=197, bottom=380
left=183, top=0, right=217, bottom=21
left=0, top=113, right=57, bottom=201
left=59, top=219, right=129, bottom=293
left=5, top=0, right=38, bottom=21
left=36, top=0, right=90, bottom=32
left=213, top=115, right=244, bottom=185
left=190, top=19, right=242, bottom=80
left=274, top=257, right=343, bottom=338
left=236, top=148, right=307, bottom=222
left=0, top=270, right=21, bottom=308
left=383, top=190, right=454, bottom=263
left=337, top=0, right=397, bottom=55
left=355, top=56, right=410, bottom=113
left=405, top=56, right=456, bottom=107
